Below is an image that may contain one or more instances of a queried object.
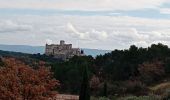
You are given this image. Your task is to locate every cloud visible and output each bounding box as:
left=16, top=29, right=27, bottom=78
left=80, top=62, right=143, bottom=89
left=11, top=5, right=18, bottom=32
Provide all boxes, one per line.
left=111, top=28, right=149, bottom=42
left=0, top=0, right=169, bottom=11
left=67, top=22, right=108, bottom=41
left=0, top=20, right=32, bottom=33
left=0, top=0, right=170, bottom=49
left=46, top=39, right=53, bottom=44
left=160, top=8, right=170, bottom=14
left=1, top=15, right=170, bottom=49
left=91, top=29, right=108, bottom=40
left=67, top=22, right=90, bottom=40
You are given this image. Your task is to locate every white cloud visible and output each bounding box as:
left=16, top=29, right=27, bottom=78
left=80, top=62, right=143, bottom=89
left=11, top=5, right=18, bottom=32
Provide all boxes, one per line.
left=46, top=39, right=53, bottom=44
left=91, top=29, right=108, bottom=40
left=112, top=28, right=149, bottom=41
left=67, top=22, right=109, bottom=41
left=1, top=15, right=170, bottom=49
left=0, top=0, right=169, bottom=11
left=160, top=8, right=170, bottom=14
left=0, top=0, right=170, bottom=49
left=67, top=22, right=90, bottom=40
left=133, top=41, right=148, bottom=47
left=0, top=20, right=32, bottom=33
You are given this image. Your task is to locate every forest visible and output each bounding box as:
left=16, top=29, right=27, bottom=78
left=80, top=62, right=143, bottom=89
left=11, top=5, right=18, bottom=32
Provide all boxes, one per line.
left=1, top=43, right=170, bottom=99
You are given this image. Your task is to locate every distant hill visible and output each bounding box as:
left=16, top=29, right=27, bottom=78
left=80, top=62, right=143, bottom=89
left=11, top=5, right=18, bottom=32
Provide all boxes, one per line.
left=82, top=48, right=111, bottom=57
left=0, top=44, right=111, bottom=57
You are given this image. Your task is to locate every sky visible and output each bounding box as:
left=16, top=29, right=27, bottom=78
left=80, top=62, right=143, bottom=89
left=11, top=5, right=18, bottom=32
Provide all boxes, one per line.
left=0, top=0, right=170, bottom=50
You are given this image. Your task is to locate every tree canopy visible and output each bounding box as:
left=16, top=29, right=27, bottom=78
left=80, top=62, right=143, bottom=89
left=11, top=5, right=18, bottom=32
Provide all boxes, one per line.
left=0, top=58, right=59, bottom=100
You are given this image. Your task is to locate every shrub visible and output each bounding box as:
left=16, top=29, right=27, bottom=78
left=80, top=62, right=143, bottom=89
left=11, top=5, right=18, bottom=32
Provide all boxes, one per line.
left=138, top=61, right=165, bottom=85
left=123, top=80, right=148, bottom=95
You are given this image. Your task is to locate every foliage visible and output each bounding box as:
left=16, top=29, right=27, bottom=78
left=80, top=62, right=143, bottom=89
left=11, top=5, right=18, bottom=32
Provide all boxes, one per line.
left=79, top=65, right=90, bottom=100
left=164, top=58, right=170, bottom=74
left=0, top=57, right=4, bottom=67
left=123, top=80, right=148, bottom=95
left=51, top=56, right=94, bottom=94
left=90, top=75, right=100, bottom=90
left=138, top=61, right=165, bottom=85
left=103, top=81, right=108, bottom=97
left=90, top=75, right=100, bottom=95
left=95, top=43, right=170, bottom=81
left=0, top=58, right=59, bottom=100
left=1, top=43, right=170, bottom=97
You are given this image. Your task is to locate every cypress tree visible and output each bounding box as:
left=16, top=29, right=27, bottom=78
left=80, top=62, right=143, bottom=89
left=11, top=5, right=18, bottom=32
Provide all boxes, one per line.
left=103, top=81, right=107, bottom=97
left=79, top=65, right=90, bottom=100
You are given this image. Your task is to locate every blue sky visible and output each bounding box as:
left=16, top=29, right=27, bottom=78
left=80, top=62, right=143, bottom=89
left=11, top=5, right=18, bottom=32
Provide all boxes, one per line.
left=0, top=0, right=170, bottom=50
left=0, top=8, right=170, bottom=19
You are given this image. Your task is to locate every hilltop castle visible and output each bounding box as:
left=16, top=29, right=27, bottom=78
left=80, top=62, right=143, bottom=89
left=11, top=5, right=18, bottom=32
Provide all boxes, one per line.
left=45, top=40, right=84, bottom=61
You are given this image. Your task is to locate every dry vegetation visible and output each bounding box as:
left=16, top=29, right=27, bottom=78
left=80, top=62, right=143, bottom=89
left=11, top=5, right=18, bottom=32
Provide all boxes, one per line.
left=0, top=58, right=59, bottom=100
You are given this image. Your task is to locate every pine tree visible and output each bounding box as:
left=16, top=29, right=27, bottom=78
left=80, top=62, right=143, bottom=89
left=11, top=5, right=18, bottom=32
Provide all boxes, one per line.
left=79, top=65, right=90, bottom=100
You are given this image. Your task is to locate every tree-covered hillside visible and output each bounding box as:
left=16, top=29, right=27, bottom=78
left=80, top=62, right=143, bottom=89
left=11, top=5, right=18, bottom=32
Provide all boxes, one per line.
left=1, top=43, right=170, bottom=99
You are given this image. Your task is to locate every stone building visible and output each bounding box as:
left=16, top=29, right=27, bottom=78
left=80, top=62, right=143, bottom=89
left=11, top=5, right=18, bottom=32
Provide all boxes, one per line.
left=45, top=40, right=84, bottom=60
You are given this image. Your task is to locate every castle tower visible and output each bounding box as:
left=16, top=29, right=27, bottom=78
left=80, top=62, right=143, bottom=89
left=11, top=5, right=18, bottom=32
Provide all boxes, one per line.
left=60, top=40, right=65, bottom=45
